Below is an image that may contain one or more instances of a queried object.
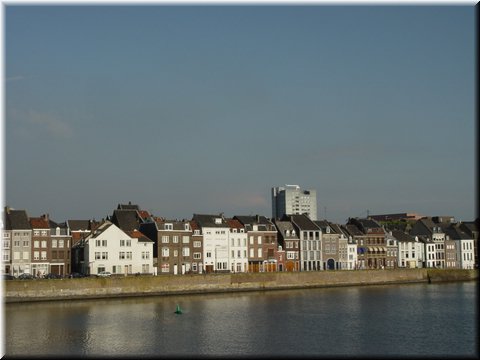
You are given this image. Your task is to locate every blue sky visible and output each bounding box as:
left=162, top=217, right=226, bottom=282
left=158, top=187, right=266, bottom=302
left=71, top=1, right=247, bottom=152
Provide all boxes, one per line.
left=4, top=5, right=476, bottom=224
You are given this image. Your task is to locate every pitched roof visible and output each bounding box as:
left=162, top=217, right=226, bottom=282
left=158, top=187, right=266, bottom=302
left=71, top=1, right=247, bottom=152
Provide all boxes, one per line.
left=391, top=230, right=416, bottom=242
left=129, top=229, right=154, bottom=242
left=286, top=214, right=320, bottom=231
left=192, top=214, right=228, bottom=228
left=29, top=217, right=50, bottom=229
left=344, top=224, right=364, bottom=236
left=445, top=226, right=472, bottom=240
left=5, top=210, right=31, bottom=230
left=226, top=218, right=244, bottom=229
left=274, top=221, right=299, bottom=239
left=111, top=210, right=141, bottom=232
left=155, top=219, right=191, bottom=231
left=117, top=203, right=140, bottom=210
left=68, top=220, right=92, bottom=231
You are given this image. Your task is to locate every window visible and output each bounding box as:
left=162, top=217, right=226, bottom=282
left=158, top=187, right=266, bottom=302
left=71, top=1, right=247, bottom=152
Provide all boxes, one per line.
left=232, top=250, right=235, bottom=258
left=40, top=251, right=46, bottom=260
left=41, top=240, right=47, bottom=248
left=102, top=240, right=107, bottom=247
left=238, top=250, right=241, bottom=258
left=182, top=236, right=190, bottom=244
left=95, top=252, right=101, bottom=260
left=14, top=240, right=20, bottom=247
left=59, top=240, right=64, bottom=248
left=250, top=248, right=254, bottom=257
left=193, top=252, right=201, bottom=259
left=34, top=230, right=40, bottom=236
left=126, top=239, right=131, bottom=246
left=250, top=236, right=254, bottom=245
left=126, top=252, right=132, bottom=260
left=34, top=241, right=40, bottom=248
left=173, top=236, right=179, bottom=243
left=3, top=232, right=10, bottom=238
left=182, top=247, right=190, bottom=257
left=22, top=241, right=29, bottom=247
left=14, top=252, right=20, bottom=260
left=102, top=252, right=108, bottom=260
left=258, top=248, right=262, bottom=258
left=206, top=252, right=212, bottom=258
left=95, top=240, right=100, bottom=247
left=161, top=263, right=170, bottom=273
left=173, top=250, right=178, bottom=257
left=119, top=252, right=126, bottom=260
left=120, top=240, right=125, bottom=247
left=162, top=248, right=169, bottom=257
left=194, top=241, right=201, bottom=248
left=258, top=236, right=262, bottom=245
left=162, top=236, right=169, bottom=243
left=33, top=251, right=39, bottom=260
left=165, top=224, right=173, bottom=230
left=23, top=251, right=29, bottom=260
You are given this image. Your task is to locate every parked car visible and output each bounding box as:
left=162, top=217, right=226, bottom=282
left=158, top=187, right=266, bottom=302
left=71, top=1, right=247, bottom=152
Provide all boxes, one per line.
left=70, top=272, right=85, bottom=278
left=44, top=273, right=62, bottom=279
left=96, top=271, right=112, bottom=278
left=18, top=273, right=35, bottom=280
left=2, top=274, right=16, bottom=280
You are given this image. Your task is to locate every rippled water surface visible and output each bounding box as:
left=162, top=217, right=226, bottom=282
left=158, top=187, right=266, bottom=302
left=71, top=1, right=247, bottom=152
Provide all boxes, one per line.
left=4, top=281, right=477, bottom=357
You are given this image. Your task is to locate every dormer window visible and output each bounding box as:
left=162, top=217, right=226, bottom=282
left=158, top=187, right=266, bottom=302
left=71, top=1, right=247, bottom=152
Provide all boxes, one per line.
left=184, top=223, right=190, bottom=231
left=215, top=218, right=222, bottom=224
left=240, top=229, right=244, bottom=233
left=165, top=224, right=173, bottom=230
left=326, top=226, right=330, bottom=234
left=285, top=230, right=290, bottom=236
left=233, top=228, right=237, bottom=233
left=194, top=229, right=200, bottom=235
left=292, top=230, right=295, bottom=236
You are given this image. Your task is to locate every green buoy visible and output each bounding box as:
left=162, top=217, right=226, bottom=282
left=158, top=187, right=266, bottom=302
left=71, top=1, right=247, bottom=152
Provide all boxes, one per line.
left=174, top=304, right=183, bottom=314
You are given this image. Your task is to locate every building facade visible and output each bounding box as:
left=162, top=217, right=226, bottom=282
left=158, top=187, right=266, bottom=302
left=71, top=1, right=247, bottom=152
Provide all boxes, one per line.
left=272, top=185, right=317, bottom=220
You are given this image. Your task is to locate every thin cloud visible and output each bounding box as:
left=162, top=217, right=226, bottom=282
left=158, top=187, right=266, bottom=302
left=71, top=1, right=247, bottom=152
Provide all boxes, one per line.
left=27, top=110, right=73, bottom=139
left=6, top=76, right=25, bottom=82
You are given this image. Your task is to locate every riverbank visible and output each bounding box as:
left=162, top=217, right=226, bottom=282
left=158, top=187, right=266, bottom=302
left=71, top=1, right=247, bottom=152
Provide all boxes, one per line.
left=3, top=268, right=478, bottom=303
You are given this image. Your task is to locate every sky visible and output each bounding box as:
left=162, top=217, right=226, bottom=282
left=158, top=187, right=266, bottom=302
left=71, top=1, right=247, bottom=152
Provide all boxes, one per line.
left=2, top=4, right=476, bottom=224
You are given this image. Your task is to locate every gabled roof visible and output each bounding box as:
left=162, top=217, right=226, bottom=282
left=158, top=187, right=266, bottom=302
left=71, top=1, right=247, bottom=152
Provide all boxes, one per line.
left=285, top=214, right=320, bottom=231
left=192, top=214, right=228, bottom=228
left=226, top=218, right=244, bottom=230
left=29, top=217, right=50, bottom=229
left=111, top=210, right=141, bottom=232
left=391, top=230, right=416, bottom=242
left=129, top=229, right=154, bottom=242
left=67, top=220, right=92, bottom=231
left=155, top=219, right=191, bottom=231
left=445, top=226, right=472, bottom=240
left=344, top=224, right=364, bottom=237
left=329, top=223, right=347, bottom=237
left=5, top=210, right=31, bottom=230
left=274, top=220, right=299, bottom=239
left=117, top=202, right=140, bottom=210
left=313, top=220, right=337, bottom=233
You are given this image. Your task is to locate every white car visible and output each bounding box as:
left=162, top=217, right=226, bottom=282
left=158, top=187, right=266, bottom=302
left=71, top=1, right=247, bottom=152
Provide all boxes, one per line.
left=96, top=271, right=112, bottom=277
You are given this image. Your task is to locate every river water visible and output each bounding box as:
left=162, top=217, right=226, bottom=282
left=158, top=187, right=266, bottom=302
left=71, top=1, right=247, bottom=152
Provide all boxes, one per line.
left=3, top=281, right=477, bottom=357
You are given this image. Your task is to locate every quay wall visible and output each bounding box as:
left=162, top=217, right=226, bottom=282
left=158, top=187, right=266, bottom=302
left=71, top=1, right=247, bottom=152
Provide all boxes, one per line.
left=3, top=269, right=478, bottom=303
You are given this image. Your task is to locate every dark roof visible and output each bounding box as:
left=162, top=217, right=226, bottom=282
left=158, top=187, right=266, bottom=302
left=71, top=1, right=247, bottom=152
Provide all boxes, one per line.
left=29, top=217, right=50, bottom=229
left=226, top=218, right=244, bottom=229
left=344, top=224, right=364, bottom=236
left=445, top=226, right=472, bottom=240
left=5, top=210, right=31, bottom=230
left=192, top=214, right=228, bottom=228
left=67, top=220, right=92, bottom=231
left=234, top=215, right=273, bottom=226
left=329, top=223, right=347, bottom=236
left=155, top=219, right=191, bottom=231
left=117, top=203, right=140, bottom=210
left=285, top=214, right=320, bottom=231
left=111, top=210, right=141, bottom=232
left=391, top=230, right=415, bottom=242
left=313, top=220, right=338, bottom=233
left=274, top=221, right=299, bottom=239
left=358, top=218, right=382, bottom=230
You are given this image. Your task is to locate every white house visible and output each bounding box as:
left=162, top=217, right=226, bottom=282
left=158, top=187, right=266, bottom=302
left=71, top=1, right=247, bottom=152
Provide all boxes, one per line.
left=446, top=226, right=475, bottom=269
left=193, top=214, right=230, bottom=273
left=80, top=221, right=153, bottom=275
left=392, top=230, right=424, bottom=268
left=227, top=219, right=248, bottom=273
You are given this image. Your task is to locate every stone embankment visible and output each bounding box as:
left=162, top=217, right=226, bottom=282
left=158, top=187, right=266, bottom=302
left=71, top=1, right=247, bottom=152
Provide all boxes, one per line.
left=3, top=269, right=478, bottom=303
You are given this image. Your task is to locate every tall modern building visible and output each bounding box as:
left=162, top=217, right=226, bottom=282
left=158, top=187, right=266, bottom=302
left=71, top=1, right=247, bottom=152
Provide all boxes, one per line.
left=272, top=185, right=317, bottom=220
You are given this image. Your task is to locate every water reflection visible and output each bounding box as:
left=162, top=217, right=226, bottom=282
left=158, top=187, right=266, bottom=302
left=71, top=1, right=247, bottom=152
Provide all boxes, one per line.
left=5, top=282, right=477, bottom=357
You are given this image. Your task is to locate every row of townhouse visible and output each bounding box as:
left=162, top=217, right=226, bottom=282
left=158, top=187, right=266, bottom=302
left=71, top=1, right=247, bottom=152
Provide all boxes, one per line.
left=2, top=204, right=477, bottom=277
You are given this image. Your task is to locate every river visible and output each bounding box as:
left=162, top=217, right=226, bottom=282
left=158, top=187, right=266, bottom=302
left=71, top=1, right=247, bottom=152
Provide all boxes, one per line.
left=3, top=281, right=477, bottom=357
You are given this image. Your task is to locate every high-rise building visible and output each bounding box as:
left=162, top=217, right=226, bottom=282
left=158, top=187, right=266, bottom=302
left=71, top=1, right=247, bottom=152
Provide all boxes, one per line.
left=271, top=185, right=317, bottom=220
